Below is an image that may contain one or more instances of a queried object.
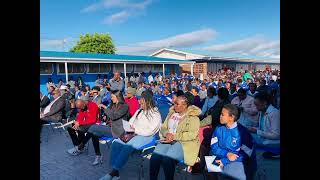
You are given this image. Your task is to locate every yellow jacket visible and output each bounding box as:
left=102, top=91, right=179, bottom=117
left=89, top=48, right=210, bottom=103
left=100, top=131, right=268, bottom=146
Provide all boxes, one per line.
left=160, top=105, right=201, bottom=166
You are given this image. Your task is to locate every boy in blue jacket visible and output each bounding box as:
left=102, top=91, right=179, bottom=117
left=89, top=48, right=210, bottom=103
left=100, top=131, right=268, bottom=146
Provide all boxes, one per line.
left=210, top=104, right=256, bottom=180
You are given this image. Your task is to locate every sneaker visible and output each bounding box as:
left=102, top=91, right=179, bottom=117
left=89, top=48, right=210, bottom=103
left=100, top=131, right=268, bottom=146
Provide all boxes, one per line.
left=99, top=174, right=113, bottom=180
left=92, top=155, right=103, bottom=166
left=262, top=152, right=280, bottom=159
left=112, top=176, right=120, bottom=180
left=67, top=146, right=82, bottom=156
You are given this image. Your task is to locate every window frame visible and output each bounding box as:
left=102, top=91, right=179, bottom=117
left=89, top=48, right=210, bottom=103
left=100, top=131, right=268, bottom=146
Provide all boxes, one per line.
left=40, top=62, right=54, bottom=75
left=57, top=63, right=86, bottom=75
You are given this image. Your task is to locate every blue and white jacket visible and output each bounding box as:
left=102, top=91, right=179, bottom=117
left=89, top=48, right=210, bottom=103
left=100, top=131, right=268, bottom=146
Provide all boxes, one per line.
left=210, top=122, right=257, bottom=169
left=157, top=93, right=173, bottom=106
left=241, top=82, right=249, bottom=90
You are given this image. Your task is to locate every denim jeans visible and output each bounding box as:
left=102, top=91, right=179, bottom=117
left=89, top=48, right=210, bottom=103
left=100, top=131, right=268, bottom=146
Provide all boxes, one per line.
left=251, top=133, right=280, bottom=148
left=88, top=124, right=113, bottom=137
left=79, top=125, right=113, bottom=156
left=110, top=135, right=154, bottom=171
left=221, top=162, right=246, bottom=180
left=149, top=142, right=184, bottom=180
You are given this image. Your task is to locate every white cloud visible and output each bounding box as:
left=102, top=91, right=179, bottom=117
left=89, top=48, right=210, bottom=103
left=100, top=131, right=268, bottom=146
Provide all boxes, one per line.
left=82, top=0, right=153, bottom=24
left=102, top=10, right=131, bottom=24
left=117, top=28, right=217, bottom=54
left=40, top=37, right=72, bottom=49
left=201, top=35, right=280, bottom=59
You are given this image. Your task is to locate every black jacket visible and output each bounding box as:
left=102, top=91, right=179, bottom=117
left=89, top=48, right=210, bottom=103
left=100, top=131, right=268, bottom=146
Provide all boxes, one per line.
left=209, top=99, right=231, bottom=129
left=41, top=97, right=66, bottom=122
left=104, top=102, right=129, bottom=137
left=40, top=96, right=50, bottom=109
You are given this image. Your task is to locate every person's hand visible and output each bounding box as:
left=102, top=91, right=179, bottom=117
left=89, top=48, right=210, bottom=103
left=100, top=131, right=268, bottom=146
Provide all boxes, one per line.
left=215, top=160, right=224, bottom=168
left=40, top=113, right=44, bottom=119
left=227, top=152, right=239, bottom=161
left=72, top=121, right=80, bottom=130
left=98, top=104, right=107, bottom=109
left=165, top=133, right=174, bottom=142
left=247, top=127, right=257, bottom=133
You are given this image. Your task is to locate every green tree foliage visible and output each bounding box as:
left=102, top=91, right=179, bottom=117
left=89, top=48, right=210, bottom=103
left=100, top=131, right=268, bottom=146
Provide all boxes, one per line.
left=70, top=33, right=116, bottom=54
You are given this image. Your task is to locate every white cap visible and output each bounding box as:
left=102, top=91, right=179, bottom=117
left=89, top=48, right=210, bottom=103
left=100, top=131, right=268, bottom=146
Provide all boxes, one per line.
left=60, top=85, right=68, bottom=90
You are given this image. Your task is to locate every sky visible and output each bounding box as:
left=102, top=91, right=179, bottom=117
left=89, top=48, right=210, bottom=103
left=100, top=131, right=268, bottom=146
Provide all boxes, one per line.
left=40, top=0, right=280, bottom=61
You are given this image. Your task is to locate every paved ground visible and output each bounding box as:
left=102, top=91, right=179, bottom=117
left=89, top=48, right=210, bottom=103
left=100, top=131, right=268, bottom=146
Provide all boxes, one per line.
left=40, top=125, right=279, bottom=180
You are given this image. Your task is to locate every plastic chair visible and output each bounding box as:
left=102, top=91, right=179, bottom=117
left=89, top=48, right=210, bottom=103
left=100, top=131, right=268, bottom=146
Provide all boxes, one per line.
left=99, top=136, right=116, bottom=149
left=42, top=120, right=64, bottom=142
left=135, top=136, right=158, bottom=180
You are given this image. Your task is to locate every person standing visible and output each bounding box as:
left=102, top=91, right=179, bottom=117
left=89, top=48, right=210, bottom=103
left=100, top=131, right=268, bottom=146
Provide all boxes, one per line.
left=109, top=72, right=124, bottom=92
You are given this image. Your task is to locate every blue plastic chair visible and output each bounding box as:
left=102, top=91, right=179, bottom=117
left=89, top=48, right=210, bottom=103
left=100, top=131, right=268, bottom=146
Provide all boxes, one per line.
left=135, top=136, right=158, bottom=180
left=99, top=136, right=116, bottom=150
left=42, top=120, right=65, bottom=142
left=87, top=135, right=115, bottom=156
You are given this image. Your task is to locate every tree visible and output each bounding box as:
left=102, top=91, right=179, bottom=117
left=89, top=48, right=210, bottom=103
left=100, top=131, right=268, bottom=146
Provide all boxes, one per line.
left=70, top=33, right=116, bottom=54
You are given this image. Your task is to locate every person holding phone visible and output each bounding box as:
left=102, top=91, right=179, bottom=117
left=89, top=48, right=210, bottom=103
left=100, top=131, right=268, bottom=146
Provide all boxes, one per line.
left=149, top=95, right=201, bottom=180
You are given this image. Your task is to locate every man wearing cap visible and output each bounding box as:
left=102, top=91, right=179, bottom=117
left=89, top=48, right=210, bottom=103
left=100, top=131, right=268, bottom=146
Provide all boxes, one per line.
left=124, top=87, right=139, bottom=118
left=91, top=86, right=102, bottom=105
left=68, top=76, right=76, bottom=89
left=60, top=85, right=73, bottom=100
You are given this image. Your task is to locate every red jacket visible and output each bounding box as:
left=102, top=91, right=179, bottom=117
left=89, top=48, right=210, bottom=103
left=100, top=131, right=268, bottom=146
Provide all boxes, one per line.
left=76, top=101, right=100, bottom=125
left=124, top=96, right=139, bottom=117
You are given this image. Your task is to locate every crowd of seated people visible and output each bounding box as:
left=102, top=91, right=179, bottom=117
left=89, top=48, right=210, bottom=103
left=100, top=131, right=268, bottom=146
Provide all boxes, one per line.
left=40, top=69, right=280, bottom=180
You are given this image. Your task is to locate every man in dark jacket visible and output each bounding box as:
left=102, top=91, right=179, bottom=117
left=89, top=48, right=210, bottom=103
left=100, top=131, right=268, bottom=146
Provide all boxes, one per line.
left=40, top=89, right=66, bottom=138
left=40, top=92, right=50, bottom=109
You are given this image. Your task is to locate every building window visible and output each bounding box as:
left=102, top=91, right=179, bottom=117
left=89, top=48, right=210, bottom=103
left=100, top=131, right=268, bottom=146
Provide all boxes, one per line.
left=87, top=63, right=112, bottom=73
left=152, top=64, right=162, bottom=72
left=40, top=63, right=53, bottom=74
left=135, top=64, right=152, bottom=72
left=126, top=64, right=134, bottom=72
left=57, top=63, right=85, bottom=74
left=113, top=64, right=124, bottom=72
left=100, top=64, right=112, bottom=73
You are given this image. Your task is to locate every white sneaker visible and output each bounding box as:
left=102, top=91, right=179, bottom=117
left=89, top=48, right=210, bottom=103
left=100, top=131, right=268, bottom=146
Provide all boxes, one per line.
left=67, top=146, right=83, bottom=156
left=92, top=155, right=103, bottom=166
left=99, top=174, right=113, bottom=180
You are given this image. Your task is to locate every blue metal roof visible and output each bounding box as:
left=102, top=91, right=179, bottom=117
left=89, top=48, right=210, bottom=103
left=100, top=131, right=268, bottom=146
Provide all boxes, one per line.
left=40, top=51, right=193, bottom=63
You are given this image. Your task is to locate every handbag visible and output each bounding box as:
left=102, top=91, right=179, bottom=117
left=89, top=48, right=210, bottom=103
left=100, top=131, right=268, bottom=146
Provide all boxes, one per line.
left=119, top=109, right=143, bottom=143
left=119, top=132, right=135, bottom=143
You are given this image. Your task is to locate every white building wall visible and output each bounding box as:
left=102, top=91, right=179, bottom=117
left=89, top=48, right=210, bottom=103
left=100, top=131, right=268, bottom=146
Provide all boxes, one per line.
left=154, top=51, right=186, bottom=60
left=186, top=54, right=204, bottom=60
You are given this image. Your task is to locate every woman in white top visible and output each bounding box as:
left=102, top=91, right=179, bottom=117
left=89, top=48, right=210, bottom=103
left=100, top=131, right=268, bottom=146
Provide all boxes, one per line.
left=99, top=90, right=161, bottom=180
